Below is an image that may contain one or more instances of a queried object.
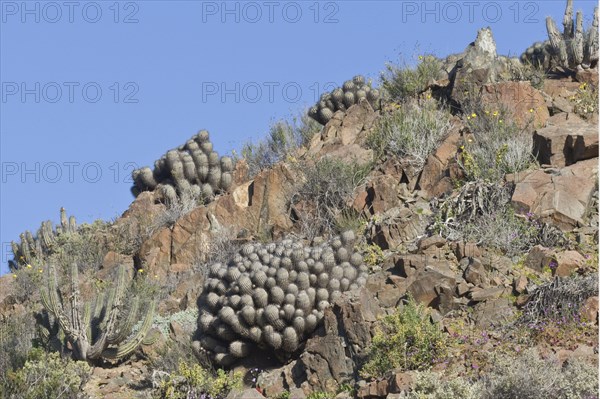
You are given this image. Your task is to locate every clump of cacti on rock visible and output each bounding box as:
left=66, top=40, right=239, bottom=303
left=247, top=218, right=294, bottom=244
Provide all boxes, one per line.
left=39, top=263, right=156, bottom=362
left=10, top=207, right=77, bottom=270
left=521, top=0, right=598, bottom=70
left=308, top=75, right=381, bottom=125
left=131, top=130, right=235, bottom=205
left=193, top=231, right=368, bottom=366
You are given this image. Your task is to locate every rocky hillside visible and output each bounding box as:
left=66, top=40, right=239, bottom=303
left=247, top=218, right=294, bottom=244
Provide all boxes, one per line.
left=1, top=3, right=598, bottom=399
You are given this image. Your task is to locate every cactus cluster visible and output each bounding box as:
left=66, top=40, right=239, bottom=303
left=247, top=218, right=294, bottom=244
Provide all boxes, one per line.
left=521, top=1, right=598, bottom=70
left=10, top=207, right=77, bottom=270
left=40, top=263, right=156, bottom=362
left=131, top=130, right=235, bottom=204
left=308, top=75, right=381, bottom=125
left=194, top=231, right=368, bottom=366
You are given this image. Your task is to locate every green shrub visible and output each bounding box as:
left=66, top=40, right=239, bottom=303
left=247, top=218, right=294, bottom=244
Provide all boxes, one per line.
left=243, top=112, right=321, bottom=177
left=381, top=55, right=443, bottom=101
left=458, top=102, right=535, bottom=183
left=571, top=82, right=598, bottom=120
left=361, top=295, right=447, bottom=378
left=0, top=348, right=90, bottom=399
left=480, top=349, right=598, bottom=399
left=366, top=98, right=452, bottom=168
left=306, top=392, right=332, bottom=399
left=399, top=371, right=480, bottom=399
left=292, top=157, right=371, bottom=239
left=153, top=360, right=242, bottom=399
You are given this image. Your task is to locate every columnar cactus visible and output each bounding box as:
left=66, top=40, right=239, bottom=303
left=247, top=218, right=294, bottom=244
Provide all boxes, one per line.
left=308, top=75, right=381, bottom=125
left=521, top=0, right=598, bottom=70
left=131, top=130, right=235, bottom=204
left=194, top=231, right=369, bottom=366
left=39, top=263, right=155, bottom=362
left=9, top=208, right=78, bottom=270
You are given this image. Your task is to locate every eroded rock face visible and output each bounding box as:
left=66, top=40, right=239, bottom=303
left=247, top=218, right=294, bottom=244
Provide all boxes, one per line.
left=532, top=113, right=598, bottom=166
left=480, top=81, right=549, bottom=131
left=307, top=100, right=379, bottom=160
left=510, top=158, right=598, bottom=231
left=256, top=288, right=381, bottom=397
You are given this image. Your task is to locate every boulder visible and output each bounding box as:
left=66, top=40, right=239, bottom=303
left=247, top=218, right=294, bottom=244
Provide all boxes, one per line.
left=532, top=113, right=598, bottom=167
left=308, top=100, right=379, bottom=156
left=480, top=81, right=549, bottom=131
left=524, top=245, right=556, bottom=272
left=510, top=158, right=598, bottom=231
left=580, top=296, right=599, bottom=323
left=417, top=122, right=461, bottom=197
left=553, top=250, right=586, bottom=277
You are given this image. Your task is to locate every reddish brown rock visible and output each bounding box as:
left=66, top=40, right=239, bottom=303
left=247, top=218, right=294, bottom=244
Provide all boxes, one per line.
left=524, top=245, right=556, bottom=272
left=480, top=81, right=549, bottom=131
left=138, top=227, right=172, bottom=279
left=575, top=68, right=599, bottom=87
left=418, top=122, right=461, bottom=196
left=308, top=100, right=378, bottom=156
left=542, top=79, right=580, bottom=99
left=387, top=372, right=415, bottom=394
left=357, top=379, right=388, bottom=399
left=532, top=113, right=598, bottom=167
left=580, top=296, right=599, bottom=323
left=511, top=159, right=598, bottom=231
left=553, top=250, right=586, bottom=277
left=513, top=274, right=528, bottom=294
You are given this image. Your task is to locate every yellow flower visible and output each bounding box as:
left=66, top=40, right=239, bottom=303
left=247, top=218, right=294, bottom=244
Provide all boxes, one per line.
left=493, top=111, right=499, bottom=117
left=139, top=269, right=144, bottom=273
left=579, top=83, right=587, bottom=90
left=471, top=113, right=477, bottom=118
left=485, top=110, right=490, bottom=114
left=499, top=120, right=503, bottom=124
left=426, top=94, right=431, bottom=99
left=154, top=274, right=159, bottom=279
left=467, top=116, right=471, bottom=120
left=12, top=274, right=17, bottom=278
left=26, top=264, right=32, bottom=268
left=529, top=108, right=534, bottom=113
left=418, top=55, right=423, bottom=60
left=39, top=269, right=43, bottom=273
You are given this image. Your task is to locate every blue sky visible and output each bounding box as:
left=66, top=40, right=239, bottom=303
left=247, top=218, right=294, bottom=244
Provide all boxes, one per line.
left=1, top=0, right=597, bottom=274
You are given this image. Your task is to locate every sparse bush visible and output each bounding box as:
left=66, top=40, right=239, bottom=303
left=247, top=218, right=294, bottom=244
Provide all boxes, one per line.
left=152, top=188, right=201, bottom=229
left=381, top=55, right=443, bottom=101
left=399, top=371, right=480, bottom=399
left=292, top=157, right=371, bottom=239
left=430, top=181, right=540, bottom=257
left=519, top=273, right=598, bottom=326
left=458, top=101, right=535, bottom=183
left=366, top=98, right=452, bottom=169
left=480, top=349, right=598, bottom=399
left=152, top=360, right=242, bottom=399
left=151, top=307, right=199, bottom=339
left=0, top=348, right=91, bottom=399
left=361, top=295, right=447, bottom=378
left=243, top=112, right=321, bottom=177
left=0, top=312, right=36, bottom=387
left=49, top=220, right=114, bottom=273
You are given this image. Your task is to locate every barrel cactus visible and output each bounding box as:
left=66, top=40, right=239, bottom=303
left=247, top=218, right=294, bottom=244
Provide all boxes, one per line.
left=131, top=130, right=236, bottom=204
left=194, top=232, right=369, bottom=366
left=308, top=75, right=381, bottom=125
